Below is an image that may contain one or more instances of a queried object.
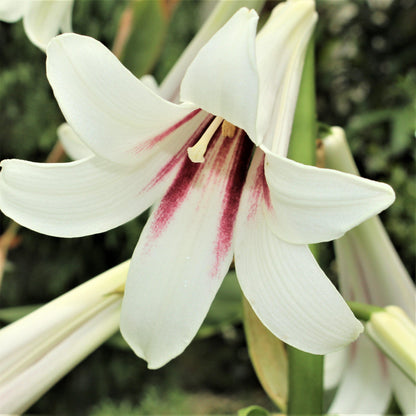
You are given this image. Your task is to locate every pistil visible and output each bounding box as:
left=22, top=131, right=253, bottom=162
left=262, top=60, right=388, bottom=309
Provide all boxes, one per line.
left=187, top=117, right=239, bottom=163
left=187, top=116, right=223, bottom=163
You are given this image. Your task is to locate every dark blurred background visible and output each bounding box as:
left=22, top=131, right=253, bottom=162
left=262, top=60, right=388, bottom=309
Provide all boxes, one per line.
left=0, top=0, right=415, bottom=414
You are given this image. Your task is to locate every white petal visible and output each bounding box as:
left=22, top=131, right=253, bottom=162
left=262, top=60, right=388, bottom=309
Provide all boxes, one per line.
left=23, top=0, right=74, bottom=50
left=234, top=150, right=363, bottom=354
left=0, top=0, right=28, bottom=22
left=328, top=336, right=391, bottom=415
left=139, top=74, right=159, bottom=93
left=263, top=149, right=395, bottom=244
left=255, top=0, right=317, bottom=154
left=325, top=127, right=415, bottom=316
left=57, top=123, right=93, bottom=160
left=120, top=130, right=254, bottom=369
left=160, top=1, right=262, bottom=102
left=324, top=347, right=348, bottom=391
left=46, top=33, right=196, bottom=165
left=0, top=145, right=186, bottom=237
left=335, top=228, right=416, bottom=317
left=58, top=0, right=72, bottom=33
left=389, top=362, right=416, bottom=416
left=180, top=8, right=259, bottom=143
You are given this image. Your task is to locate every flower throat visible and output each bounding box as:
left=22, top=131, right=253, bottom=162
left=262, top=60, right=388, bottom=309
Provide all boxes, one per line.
left=187, top=116, right=238, bottom=163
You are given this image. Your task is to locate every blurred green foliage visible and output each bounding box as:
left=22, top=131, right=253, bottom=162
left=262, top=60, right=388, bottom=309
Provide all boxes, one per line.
left=0, top=0, right=415, bottom=414
left=315, top=0, right=416, bottom=275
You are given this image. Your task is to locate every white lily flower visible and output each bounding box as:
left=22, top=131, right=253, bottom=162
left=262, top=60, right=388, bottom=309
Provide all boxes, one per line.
left=0, top=0, right=73, bottom=50
left=0, top=261, right=129, bottom=414
left=323, top=127, right=416, bottom=415
left=0, top=1, right=395, bottom=369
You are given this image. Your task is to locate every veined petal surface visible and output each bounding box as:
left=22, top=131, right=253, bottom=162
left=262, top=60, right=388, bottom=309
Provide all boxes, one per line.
left=0, top=303, right=121, bottom=414
left=24, top=0, right=74, bottom=50
left=180, top=8, right=259, bottom=143
left=0, top=132, right=195, bottom=238
left=325, top=127, right=415, bottom=315
left=234, top=150, right=363, bottom=354
left=139, top=74, right=159, bottom=93
left=57, top=123, right=93, bottom=160
left=46, top=33, right=196, bottom=165
left=0, top=0, right=28, bottom=22
left=121, top=130, right=253, bottom=369
left=263, top=150, right=395, bottom=245
left=328, top=336, right=391, bottom=414
left=389, top=362, right=416, bottom=415
left=324, top=348, right=348, bottom=390
left=0, top=261, right=128, bottom=379
left=255, top=0, right=317, bottom=153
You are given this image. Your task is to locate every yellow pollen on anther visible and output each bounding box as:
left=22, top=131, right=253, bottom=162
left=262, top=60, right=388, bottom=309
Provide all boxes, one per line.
left=221, top=120, right=237, bottom=138
left=187, top=116, right=223, bottom=163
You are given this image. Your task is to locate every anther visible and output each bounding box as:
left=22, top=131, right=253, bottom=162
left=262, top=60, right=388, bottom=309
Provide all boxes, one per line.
left=221, top=120, right=236, bottom=138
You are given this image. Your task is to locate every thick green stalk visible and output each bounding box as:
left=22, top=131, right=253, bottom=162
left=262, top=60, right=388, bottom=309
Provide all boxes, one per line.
left=286, top=37, right=324, bottom=416
left=287, top=346, right=324, bottom=415
left=287, top=36, right=316, bottom=164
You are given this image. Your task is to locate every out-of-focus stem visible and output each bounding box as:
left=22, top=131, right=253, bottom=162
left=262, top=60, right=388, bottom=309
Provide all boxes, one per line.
left=0, top=222, right=20, bottom=288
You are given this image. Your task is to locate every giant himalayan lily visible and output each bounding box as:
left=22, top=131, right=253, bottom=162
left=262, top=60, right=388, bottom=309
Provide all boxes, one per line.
left=323, top=127, right=415, bottom=415
left=0, top=0, right=73, bottom=50
left=0, top=2, right=395, bottom=369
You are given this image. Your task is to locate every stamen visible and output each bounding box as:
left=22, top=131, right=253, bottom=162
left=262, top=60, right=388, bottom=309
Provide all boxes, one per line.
left=187, top=116, right=223, bottom=163
left=221, top=120, right=237, bottom=138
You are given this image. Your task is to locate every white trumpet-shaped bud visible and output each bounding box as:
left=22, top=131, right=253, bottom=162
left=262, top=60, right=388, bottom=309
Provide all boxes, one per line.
left=0, top=261, right=129, bottom=414
left=366, top=306, right=416, bottom=384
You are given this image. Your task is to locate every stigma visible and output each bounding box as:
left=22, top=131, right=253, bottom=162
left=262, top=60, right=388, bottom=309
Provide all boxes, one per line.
left=187, top=117, right=238, bottom=163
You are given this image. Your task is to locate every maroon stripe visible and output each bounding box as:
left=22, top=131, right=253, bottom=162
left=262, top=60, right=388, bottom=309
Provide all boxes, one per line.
left=245, top=151, right=270, bottom=221
left=144, top=124, right=254, bottom=280
left=145, top=116, right=217, bottom=238
left=141, top=114, right=214, bottom=194
left=211, top=131, right=254, bottom=277
left=261, top=163, right=272, bottom=210
left=132, top=108, right=202, bottom=154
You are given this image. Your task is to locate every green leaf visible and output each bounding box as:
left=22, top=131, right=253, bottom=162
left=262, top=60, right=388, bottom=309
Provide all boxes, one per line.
left=346, top=104, right=414, bottom=155
left=0, top=304, right=40, bottom=324
left=390, top=105, right=415, bottom=154
left=238, top=405, right=271, bottom=416
left=115, top=1, right=173, bottom=78
left=243, top=297, right=288, bottom=412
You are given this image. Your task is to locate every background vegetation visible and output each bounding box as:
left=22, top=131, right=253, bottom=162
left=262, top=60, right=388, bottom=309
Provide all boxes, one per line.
left=0, top=0, right=415, bottom=414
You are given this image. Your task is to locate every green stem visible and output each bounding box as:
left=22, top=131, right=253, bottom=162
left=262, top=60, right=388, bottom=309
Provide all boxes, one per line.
left=287, top=35, right=316, bottom=164
left=287, top=346, right=323, bottom=415
left=286, top=36, right=324, bottom=416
